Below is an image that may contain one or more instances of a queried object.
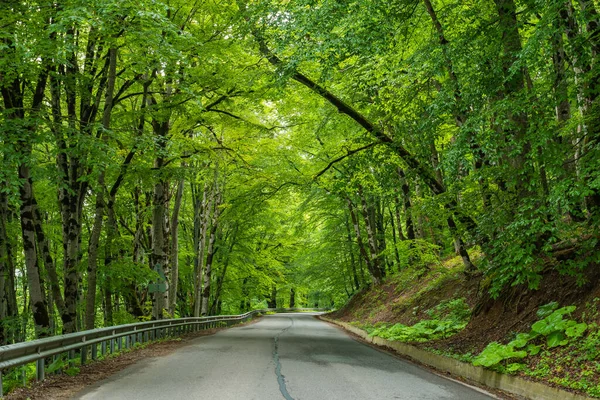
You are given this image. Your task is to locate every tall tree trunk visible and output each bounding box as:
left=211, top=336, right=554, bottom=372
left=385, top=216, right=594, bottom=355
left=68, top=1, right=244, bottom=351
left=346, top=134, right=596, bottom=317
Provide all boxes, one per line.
left=346, top=197, right=375, bottom=282
left=85, top=181, right=104, bottom=330
left=32, top=206, right=66, bottom=324
left=267, top=286, right=277, bottom=308
left=201, top=222, right=218, bottom=316
left=289, top=288, right=296, bottom=308
left=201, top=180, right=221, bottom=316
left=494, top=0, right=531, bottom=181
left=240, top=277, right=250, bottom=312
left=388, top=206, right=401, bottom=268
left=151, top=177, right=168, bottom=320
left=0, top=191, right=14, bottom=344
left=193, top=183, right=211, bottom=317
left=357, top=187, right=384, bottom=284
left=578, top=1, right=600, bottom=213
left=1, top=41, right=50, bottom=336
left=169, top=177, right=184, bottom=315
left=374, top=199, right=389, bottom=273
left=398, top=169, right=416, bottom=241
left=84, top=47, right=117, bottom=330
left=103, top=206, right=117, bottom=326
left=210, top=226, right=237, bottom=315
left=344, top=212, right=361, bottom=290
left=18, top=161, right=50, bottom=336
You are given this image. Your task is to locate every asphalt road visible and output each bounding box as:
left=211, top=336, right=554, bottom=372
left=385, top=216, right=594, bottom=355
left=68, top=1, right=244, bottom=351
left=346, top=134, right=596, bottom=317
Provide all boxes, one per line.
left=75, top=313, right=496, bottom=400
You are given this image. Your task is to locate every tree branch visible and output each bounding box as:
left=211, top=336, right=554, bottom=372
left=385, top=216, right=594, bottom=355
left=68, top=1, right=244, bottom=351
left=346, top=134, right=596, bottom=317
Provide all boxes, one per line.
left=314, top=142, right=380, bottom=179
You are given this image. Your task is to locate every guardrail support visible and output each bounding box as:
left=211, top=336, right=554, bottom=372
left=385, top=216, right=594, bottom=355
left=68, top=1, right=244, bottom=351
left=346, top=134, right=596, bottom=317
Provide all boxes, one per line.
left=1, top=369, right=4, bottom=397
left=36, top=358, right=45, bottom=381
left=68, top=350, right=75, bottom=367
left=81, top=345, right=88, bottom=365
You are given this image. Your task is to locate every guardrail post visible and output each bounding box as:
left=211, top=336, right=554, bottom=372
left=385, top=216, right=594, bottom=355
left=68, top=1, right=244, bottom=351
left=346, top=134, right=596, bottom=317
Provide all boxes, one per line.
left=101, top=340, right=107, bottom=356
left=22, top=365, right=26, bottom=384
left=81, top=345, right=88, bottom=365
left=110, top=338, right=115, bottom=354
left=1, top=369, right=3, bottom=397
left=69, top=349, right=75, bottom=368
left=118, top=337, right=122, bottom=351
left=36, top=358, right=45, bottom=381
left=92, top=343, right=98, bottom=360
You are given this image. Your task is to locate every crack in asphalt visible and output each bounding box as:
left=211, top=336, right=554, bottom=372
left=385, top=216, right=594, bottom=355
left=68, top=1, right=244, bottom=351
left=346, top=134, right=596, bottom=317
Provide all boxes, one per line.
left=273, top=317, right=295, bottom=400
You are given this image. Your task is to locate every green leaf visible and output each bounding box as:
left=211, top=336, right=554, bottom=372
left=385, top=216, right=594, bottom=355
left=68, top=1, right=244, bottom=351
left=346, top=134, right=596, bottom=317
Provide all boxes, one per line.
left=506, top=363, right=525, bottom=373
left=526, top=344, right=541, bottom=356
left=508, top=333, right=531, bottom=348
left=473, top=342, right=527, bottom=367
left=536, top=301, right=559, bottom=318
left=553, top=306, right=576, bottom=316
left=532, top=319, right=553, bottom=335
left=565, top=323, right=587, bottom=338
left=546, top=331, right=568, bottom=348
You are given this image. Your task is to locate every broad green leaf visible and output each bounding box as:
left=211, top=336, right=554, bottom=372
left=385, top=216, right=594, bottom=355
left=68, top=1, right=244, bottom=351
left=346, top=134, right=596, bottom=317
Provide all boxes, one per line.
left=546, top=331, right=568, bottom=348
left=565, top=323, right=587, bottom=338
left=526, top=344, right=541, bottom=356
left=508, top=333, right=531, bottom=348
left=536, top=302, right=558, bottom=318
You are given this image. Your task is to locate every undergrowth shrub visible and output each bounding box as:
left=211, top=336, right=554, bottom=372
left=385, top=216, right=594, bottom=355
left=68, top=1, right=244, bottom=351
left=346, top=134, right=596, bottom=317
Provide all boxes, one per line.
left=365, top=298, right=470, bottom=342
left=473, top=302, right=587, bottom=368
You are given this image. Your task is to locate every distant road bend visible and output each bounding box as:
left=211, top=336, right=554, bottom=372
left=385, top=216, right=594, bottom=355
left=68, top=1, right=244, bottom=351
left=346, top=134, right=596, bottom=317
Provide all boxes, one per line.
left=76, top=313, right=497, bottom=400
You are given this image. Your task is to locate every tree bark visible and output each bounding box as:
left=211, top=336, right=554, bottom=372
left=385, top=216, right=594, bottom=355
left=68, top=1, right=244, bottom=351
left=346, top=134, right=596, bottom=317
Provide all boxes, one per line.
left=344, top=212, right=361, bottom=290
left=346, top=197, right=375, bottom=281
left=193, top=183, right=211, bottom=317
left=357, top=187, right=384, bottom=284
left=169, top=177, right=184, bottom=315
left=1, top=34, right=50, bottom=336
left=267, top=286, right=277, bottom=308
left=18, top=162, right=50, bottom=336
left=388, top=206, right=401, bottom=268
left=0, top=191, right=15, bottom=344
left=84, top=47, right=117, bottom=330
left=398, top=169, right=416, bottom=241
left=201, top=179, right=222, bottom=316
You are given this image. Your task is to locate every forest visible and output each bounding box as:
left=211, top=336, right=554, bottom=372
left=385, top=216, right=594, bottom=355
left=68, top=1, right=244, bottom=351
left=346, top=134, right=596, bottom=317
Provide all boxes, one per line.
left=0, top=0, right=598, bottom=344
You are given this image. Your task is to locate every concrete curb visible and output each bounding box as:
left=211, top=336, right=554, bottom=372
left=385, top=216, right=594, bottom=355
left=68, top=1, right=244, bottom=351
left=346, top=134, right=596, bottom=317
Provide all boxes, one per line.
left=321, top=317, right=593, bottom=400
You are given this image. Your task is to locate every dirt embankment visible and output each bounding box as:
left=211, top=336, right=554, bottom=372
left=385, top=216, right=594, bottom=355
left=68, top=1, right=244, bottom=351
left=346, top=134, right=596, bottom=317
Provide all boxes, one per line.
left=331, top=262, right=600, bottom=355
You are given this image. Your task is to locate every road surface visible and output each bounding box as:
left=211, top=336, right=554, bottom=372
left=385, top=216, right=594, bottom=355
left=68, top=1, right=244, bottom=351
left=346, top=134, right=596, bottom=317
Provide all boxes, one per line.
left=75, top=313, right=496, bottom=400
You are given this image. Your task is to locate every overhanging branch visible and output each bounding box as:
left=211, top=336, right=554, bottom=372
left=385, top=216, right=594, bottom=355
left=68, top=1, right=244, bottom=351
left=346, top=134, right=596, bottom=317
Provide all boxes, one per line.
left=314, top=142, right=380, bottom=179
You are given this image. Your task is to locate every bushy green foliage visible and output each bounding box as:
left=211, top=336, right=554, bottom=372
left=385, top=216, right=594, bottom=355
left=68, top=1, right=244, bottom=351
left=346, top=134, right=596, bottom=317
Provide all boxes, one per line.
left=473, top=303, right=587, bottom=368
left=366, top=298, right=470, bottom=342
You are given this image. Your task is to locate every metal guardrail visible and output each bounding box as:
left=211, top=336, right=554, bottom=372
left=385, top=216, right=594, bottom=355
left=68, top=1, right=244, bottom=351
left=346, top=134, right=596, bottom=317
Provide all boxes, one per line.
left=0, top=307, right=328, bottom=396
